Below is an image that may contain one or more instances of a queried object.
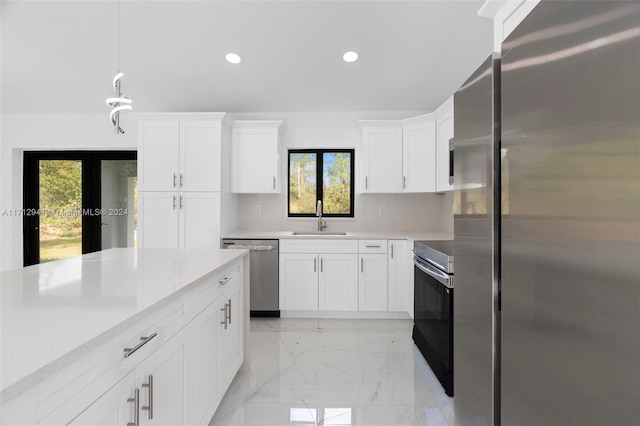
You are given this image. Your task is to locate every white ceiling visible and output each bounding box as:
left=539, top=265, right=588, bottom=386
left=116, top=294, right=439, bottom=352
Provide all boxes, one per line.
left=1, top=1, right=493, bottom=114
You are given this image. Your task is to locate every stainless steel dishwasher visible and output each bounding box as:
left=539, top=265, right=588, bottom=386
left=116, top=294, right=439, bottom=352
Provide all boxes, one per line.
left=221, top=239, right=279, bottom=317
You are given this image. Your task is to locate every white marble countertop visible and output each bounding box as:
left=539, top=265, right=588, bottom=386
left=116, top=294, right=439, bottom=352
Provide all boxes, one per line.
left=0, top=248, right=248, bottom=403
left=223, top=229, right=453, bottom=241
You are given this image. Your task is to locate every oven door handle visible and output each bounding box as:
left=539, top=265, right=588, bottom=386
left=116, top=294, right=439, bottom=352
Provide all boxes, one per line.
left=414, top=256, right=452, bottom=288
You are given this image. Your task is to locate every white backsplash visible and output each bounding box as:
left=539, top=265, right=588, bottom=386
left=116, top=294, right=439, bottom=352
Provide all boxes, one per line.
left=237, top=192, right=453, bottom=233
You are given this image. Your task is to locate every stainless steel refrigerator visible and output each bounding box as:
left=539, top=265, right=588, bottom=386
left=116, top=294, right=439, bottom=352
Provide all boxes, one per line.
left=454, top=2, right=640, bottom=425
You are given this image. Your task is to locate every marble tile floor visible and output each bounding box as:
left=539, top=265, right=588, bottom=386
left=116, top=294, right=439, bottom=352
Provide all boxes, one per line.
left=210, top=318, right=454, bottom=426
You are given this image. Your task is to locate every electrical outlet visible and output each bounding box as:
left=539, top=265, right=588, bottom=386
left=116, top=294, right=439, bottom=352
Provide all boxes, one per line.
left=254, top=205, right=261, bottom=215
left=378, top=206, right=386, bottom=216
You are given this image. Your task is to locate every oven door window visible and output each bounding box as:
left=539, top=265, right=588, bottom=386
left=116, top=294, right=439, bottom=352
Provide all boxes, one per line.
left=414, top=265, right=453, bottom=370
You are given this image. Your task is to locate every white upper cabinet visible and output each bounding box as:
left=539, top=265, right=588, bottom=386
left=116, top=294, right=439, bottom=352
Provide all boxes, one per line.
left=179, top=121, right=222, bottom=192
left=231, top=121, right=282, bottom=193
left=435, top=97, right=454, bottom=192
left=139, top=118, right=223, bottom=192
left=360, top=123, right=403, bottom=193
left=403, top=115, right=436, bottom=193
left=360, top=117, right=437, bottom=194
left=139, top=121, right=180, bottom=192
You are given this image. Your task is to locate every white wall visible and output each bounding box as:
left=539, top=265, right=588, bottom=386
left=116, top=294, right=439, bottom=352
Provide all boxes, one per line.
left=231, top=111, right=454, bottom=233
left=0, top=113, right=137, bottom=270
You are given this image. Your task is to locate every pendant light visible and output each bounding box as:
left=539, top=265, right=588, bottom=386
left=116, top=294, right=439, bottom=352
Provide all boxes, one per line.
left=106, top=0, right=132, bottom=134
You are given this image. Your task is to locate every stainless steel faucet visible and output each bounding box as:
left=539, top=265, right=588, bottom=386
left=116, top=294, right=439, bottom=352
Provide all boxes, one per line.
left=316, top=200, right=327, bottom=232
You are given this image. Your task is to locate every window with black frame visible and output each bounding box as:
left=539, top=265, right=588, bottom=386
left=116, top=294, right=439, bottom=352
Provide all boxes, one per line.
left=288, top=149, right=354, bottom=218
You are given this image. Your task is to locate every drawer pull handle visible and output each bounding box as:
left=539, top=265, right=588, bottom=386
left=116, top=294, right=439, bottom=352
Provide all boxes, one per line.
left=365, top=245, right=381, bottom=248
left=127, top=388, right=140, bottom=426
left=219, top=276, right=232, bottom=285
left=124, top=333, right=158, bottom=358
left=141, top=375, right=154, bottom=419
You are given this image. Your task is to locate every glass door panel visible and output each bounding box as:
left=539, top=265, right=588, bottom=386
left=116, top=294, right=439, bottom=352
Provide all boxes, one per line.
left=100, top=160, right=137, bottom=249
left=38, top=160, right=82, bottom=263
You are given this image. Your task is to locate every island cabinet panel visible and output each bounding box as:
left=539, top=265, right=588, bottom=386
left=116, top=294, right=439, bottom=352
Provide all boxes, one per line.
left=218, top=279, right=244, bottom=391
left=4, top=254, right=247, bottom=426
left=66, top=372, right=136, bottom=426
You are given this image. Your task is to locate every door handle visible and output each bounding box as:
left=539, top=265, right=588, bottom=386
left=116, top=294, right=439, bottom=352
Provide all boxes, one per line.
left=220, top=305, right=228, bottom=329
left=361, top=258, right=364, bottom=273
left=179, top=195, right=183, bottom=209
left=180, top=173, right=183, bottom=187
left=172, top=196, right=177, bottom=210
left=273, top=176, right=276, bottom=190
left=173, top=173, right=177, bottom=188
left=227, top=298, right=232, bottom=324
left=320, top=257, right=323, bottom=273
left=127, top=388, right=140, bottom=426
left=141, top=375, right=153, bottom=420
left=391, top=244, right=394, bottom=259
left=314, top=257, right=317, bottom=272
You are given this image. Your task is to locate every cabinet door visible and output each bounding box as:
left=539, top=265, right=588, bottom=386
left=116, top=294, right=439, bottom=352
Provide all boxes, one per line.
left=66, top=372, right=135, bottom=426
left=179, top=192, right=221, bottom=249
left=137, top=331, right=186, bottom=426
left=138, top=192, right=179, bottom=248
left=318, top=253, right=358, bottom=311
left=436, top=107, right=454, bottom=192
left=361, top=126, right=403, bottom=193
left=179, top=121, right=221, bottom=192
left=388, top=240, right=409, bottom=313
left=138, top=121, right=180, bottom=192
left=403, top=121, right=436, bottom=192
left=279, top=253, right=318, bottom=311
left=185, top=301, right=220, bottom=426
left=218, top=281, right=244, bottom=391
left=359, top=254, right=388, bottom=311
left=231, top=126, right=280, bottom=193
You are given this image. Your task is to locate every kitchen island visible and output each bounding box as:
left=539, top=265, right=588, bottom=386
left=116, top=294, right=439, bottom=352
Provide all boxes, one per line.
left=0, top=248, right=249, bottom=425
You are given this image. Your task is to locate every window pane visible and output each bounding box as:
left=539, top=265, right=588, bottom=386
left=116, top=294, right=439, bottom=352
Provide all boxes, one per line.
left=322, top=152, right=351, bottom=215
left=289, top=153, right=317, bottom=214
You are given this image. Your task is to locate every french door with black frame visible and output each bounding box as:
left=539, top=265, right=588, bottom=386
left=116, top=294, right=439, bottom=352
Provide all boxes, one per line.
left=23, top=151, right=137, bottom=266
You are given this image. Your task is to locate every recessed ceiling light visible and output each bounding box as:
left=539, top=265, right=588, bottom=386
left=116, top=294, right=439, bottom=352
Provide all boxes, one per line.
left=343, top=51, right=359, bottom=63
left=225, top=53, right=242, bottom=64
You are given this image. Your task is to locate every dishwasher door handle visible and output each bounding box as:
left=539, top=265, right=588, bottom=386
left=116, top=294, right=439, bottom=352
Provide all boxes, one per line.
left=224, top=244, right=275, bottom=251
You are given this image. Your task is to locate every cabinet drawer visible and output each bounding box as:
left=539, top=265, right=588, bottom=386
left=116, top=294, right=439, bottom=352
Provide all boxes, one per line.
left=187, top=261, right=243, bottom=318
left=280, top=239, right=358, bottom=254
left=359, top=240, right=388, bottom=254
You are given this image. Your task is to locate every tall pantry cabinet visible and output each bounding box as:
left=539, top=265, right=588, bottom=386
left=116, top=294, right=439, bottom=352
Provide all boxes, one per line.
left=138, top=113, right=233, bottom=249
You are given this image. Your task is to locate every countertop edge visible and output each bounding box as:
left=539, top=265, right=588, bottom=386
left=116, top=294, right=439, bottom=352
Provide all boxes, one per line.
left=0, top=249, right=249, bottom=405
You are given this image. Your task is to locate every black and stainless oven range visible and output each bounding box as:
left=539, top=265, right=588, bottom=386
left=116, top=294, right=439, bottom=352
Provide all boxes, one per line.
left=413, top=240, right=454, bottom=397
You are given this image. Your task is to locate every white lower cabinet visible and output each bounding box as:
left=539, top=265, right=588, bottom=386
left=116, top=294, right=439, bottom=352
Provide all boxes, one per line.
left=34, top=260, right=245, bottom=426
left=279, top=239, right=413, bottom=315
left=358, top=254, right=388, bottom=311
left=318, top=254, right=359, bottom=311
left=66, top=372, right=135, bottom=426
left=279, top=253, right=319, bottom=311
left=135, top=331, right=186, bottom=425
left=279, top=240, right=359, bottom=312
left=185, top=302, right=220, bottom=426
left=218, top=280, right=244, bottom=390
left=388, top=239, right=410, bottom=313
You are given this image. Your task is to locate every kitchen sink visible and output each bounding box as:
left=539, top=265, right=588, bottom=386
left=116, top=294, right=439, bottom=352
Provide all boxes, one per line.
left=292, top=231, right=348, bottom=236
